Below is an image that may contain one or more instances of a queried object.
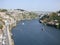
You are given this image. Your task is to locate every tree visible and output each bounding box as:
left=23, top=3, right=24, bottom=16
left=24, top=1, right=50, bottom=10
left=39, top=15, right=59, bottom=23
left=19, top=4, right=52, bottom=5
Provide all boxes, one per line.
left=0, top=24, right=3, bottom=29
left=49, top=12, right=58, bottom=20
left=0, top=9, right=7, bottom=12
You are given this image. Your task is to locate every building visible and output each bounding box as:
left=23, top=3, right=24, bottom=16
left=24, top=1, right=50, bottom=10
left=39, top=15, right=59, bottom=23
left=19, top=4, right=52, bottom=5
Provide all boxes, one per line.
left=58, top=13, right=60, bottom=16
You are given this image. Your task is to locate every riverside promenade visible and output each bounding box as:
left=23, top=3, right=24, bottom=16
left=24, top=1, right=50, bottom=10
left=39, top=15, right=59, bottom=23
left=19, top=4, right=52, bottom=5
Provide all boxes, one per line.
left=2, top=20, right=16, bottom=45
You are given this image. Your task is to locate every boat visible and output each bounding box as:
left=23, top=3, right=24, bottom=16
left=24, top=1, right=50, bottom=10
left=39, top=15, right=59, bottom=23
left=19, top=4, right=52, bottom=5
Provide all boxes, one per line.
left=22, top=23, right=24, bottom=25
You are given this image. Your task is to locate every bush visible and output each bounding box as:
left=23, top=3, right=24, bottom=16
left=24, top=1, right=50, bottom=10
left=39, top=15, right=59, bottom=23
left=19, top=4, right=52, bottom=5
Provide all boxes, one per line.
left=59, top=23, right=60, bottom=29
left=0, top=9, right=7, bottom=12
left=0, top=24, right=3, bottom=29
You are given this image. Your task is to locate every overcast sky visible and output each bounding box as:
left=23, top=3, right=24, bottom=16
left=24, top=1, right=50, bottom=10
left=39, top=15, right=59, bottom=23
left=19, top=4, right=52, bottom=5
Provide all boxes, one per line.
left=0, top=0, right=60, bottom=11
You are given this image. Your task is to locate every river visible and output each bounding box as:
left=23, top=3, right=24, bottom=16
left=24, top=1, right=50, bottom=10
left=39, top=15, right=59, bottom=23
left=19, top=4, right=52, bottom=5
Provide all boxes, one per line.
left=12, top=19, right=60, bottom=45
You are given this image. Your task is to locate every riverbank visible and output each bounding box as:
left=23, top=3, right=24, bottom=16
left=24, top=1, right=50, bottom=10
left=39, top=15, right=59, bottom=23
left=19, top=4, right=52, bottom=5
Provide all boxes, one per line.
left=10, top=18, right=39, bottom=45
left=39, top=20, right=60, bottom=29
left=0, top=9, right=39, bottom=45
left=9, top=22, right=17, bottom=45
left=39, top=12, right=60, bottom=29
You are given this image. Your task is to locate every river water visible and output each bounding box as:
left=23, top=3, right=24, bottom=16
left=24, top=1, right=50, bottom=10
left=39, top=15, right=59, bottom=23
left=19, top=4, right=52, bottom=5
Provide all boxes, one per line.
left=12, top=19, right=60, bottom=45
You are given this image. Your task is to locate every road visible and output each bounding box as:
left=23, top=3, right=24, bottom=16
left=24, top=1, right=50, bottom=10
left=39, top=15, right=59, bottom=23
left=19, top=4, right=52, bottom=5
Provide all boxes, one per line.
left=3, top=22, right=12, bottom=45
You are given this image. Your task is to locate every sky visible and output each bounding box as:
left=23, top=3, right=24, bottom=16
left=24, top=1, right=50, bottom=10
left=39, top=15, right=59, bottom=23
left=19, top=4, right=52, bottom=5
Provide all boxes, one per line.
left=0, top=0, right=60, bottom=11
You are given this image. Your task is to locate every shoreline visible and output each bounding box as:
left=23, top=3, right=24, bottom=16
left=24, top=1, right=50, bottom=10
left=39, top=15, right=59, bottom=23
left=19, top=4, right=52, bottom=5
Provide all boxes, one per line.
left=39, top=20, right=60, bottom=29
left=10, top=18, right=38, bottom=45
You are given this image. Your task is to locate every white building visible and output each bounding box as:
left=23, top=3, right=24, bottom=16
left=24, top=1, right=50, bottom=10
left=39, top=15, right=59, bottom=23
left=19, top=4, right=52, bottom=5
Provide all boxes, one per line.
left=58, top=13, right=60, bottom=16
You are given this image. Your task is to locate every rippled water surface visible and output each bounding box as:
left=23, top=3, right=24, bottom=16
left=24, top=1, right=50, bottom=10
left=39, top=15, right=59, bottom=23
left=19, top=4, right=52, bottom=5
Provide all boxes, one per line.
left=12, top=19, right=60, bottom=45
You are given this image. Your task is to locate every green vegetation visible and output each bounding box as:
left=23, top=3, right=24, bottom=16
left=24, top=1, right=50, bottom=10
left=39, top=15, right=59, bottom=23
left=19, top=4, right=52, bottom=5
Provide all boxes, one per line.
left=49, top=12, right=57, bottom=20
left=40, top=11, right=60, bottom=29
left=51, top=13, right=59, bottom=20
left=49, top=12, right=60, bottom=22
left=40, top=15, right=49, bottom=20
left=0, top=24, right=3, bottom=29
left=0, top=9, right=7, bottom=12
left=16, top=9, right=25, bottom=11
left=59, top=23, right=60, bottom=28
left=41, top=12, right=60, bottom=23
left=29, top=12, right=38, bottom=19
